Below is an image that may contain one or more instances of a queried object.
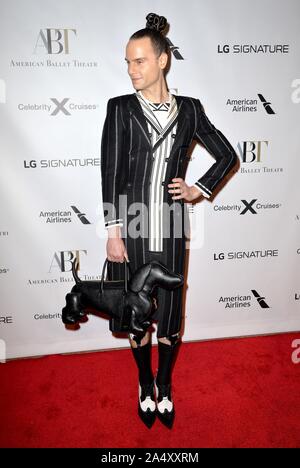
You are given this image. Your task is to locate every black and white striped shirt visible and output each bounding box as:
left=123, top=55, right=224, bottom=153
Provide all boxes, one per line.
left=136, top=90, right=179, bottom=251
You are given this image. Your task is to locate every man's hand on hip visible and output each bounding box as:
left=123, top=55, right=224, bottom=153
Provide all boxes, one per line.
left=168, top=178, right=204, bottom=202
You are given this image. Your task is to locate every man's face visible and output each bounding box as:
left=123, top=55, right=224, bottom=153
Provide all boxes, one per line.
left=125, top=37, right=167, bottom=91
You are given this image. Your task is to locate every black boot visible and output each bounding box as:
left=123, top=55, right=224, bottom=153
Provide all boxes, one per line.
left=130, top=339, right=156, bottom=428
left=155, top=337, right=180, bottom=429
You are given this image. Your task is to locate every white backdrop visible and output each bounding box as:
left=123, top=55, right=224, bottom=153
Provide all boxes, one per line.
left=0, top=0, right=299, bottom=360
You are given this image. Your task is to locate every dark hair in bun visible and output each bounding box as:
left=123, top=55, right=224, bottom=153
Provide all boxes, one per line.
left=145, top=13, right=167, bottom=33
left=129, top=12, right=170, bottom=57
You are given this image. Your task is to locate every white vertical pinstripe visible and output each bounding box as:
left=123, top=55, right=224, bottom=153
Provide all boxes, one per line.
left=135, top=92, right=179, bottom=251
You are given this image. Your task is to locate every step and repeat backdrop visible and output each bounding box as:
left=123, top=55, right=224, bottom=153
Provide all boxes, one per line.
left=0, top=0, right=299, bottom=359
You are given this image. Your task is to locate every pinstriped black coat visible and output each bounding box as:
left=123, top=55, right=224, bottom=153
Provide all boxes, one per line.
left=100, top=93, right=237, bottom=338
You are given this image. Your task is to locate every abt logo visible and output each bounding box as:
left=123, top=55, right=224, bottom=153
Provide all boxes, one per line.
left=34, top=29, right=77, bottom=54
left=49, top=250, right=87, bottom=273
left=237, top=140, right=268, bottom=163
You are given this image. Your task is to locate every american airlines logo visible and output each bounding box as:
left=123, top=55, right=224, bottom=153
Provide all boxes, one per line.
left=39, top=206, right=91, bottom=224
left=166, top=38, right=184, bottom=60
left=219, top=290, right=270, bottom=309
left=257, top=94, right=275, bottom=114
left=226, top=94, right=275, bottom=114
left=70, top=206, right=91, bottom=224
left=251, top=290, right=270, bottom=308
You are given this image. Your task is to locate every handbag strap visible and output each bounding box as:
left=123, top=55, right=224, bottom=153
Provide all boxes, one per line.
left=100, top=258, right=132, bottom=293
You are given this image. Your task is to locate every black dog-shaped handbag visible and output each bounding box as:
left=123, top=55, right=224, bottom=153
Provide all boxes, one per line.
left=62, top=258, right=184, bottom=336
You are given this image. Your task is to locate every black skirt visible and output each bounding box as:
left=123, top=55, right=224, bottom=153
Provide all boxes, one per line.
left=106, top=201, right=188, bottom=338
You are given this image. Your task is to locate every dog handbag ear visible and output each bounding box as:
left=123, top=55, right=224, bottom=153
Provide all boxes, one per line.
left=150, top=261, right=184, bottom=289
left=128, top=263, right=152, bottom=293
left=72, top=257, right=81, bottom=283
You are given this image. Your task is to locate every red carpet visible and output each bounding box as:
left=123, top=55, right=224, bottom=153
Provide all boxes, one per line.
left=0, top=332, right=300, bottom=448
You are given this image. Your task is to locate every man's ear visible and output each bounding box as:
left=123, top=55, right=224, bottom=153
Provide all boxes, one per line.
left=159, top=52, right=168, bottom=70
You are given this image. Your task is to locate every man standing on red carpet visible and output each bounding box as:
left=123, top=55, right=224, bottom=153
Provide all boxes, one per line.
left=101, top=13, right=237, bottom=428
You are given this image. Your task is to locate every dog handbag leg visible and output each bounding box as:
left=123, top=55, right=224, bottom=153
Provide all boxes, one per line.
left=62, top=292, right=86, bottom=325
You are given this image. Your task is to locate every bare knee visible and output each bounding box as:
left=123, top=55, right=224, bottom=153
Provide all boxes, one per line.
left=129, top=330, right=151, bottom=348
left=158, top=332, right=180, bottom=346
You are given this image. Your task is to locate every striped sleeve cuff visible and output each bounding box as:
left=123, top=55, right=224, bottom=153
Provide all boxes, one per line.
left=105, top=219, right=124, bottom=229
left=193, top=182, right=212, bottom=198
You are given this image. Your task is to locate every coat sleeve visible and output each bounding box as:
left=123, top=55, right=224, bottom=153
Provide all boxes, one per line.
left=193, top=99, right=238, bottom=198
left=100, top=97, right=125, bottom=229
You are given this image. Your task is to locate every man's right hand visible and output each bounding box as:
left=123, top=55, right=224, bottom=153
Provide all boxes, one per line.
left=106, top=226, right=129, bottom=262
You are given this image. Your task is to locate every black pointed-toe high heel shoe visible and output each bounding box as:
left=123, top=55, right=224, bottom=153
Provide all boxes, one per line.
left=138, top=380, right=156, bottom=428
left=155, top=380, right=175, bottom=429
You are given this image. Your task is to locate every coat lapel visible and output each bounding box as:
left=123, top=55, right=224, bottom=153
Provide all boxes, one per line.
left=168, top=95, right=190, bottom=160
left=127, top=94, right=152, bottom=147
left=127, top=93, right=190, bottom=153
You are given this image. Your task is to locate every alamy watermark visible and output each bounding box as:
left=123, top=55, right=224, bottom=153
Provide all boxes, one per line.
left=96, top=198, right=205, bottom=249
